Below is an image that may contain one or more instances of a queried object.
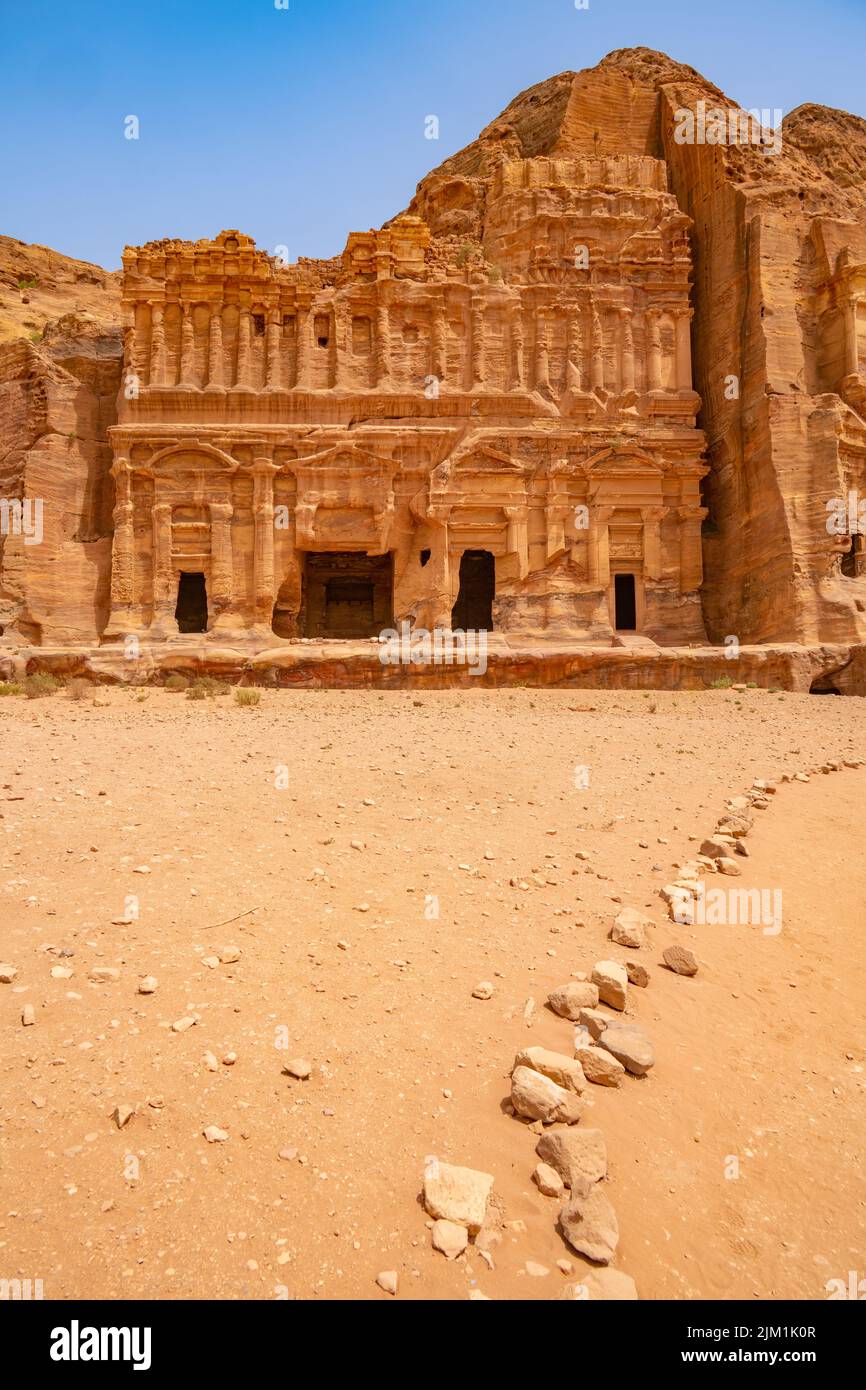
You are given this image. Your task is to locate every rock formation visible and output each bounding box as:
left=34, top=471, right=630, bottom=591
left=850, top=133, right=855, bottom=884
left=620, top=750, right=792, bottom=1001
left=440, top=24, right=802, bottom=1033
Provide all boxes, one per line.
left=1, top=48, right=865, bottom=681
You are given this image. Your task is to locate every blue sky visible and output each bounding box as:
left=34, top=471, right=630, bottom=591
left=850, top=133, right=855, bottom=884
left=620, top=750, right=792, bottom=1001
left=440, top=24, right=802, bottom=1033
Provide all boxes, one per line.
left=1, top=0, right=863, bottom=269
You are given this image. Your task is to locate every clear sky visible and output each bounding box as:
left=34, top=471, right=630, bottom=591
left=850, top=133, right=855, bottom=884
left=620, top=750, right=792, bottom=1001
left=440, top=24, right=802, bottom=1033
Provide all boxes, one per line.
left=1, top=0, right=864, bottom=270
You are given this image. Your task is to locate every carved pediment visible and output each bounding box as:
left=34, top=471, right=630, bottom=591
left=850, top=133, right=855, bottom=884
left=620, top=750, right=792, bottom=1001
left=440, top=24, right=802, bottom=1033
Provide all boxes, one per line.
left=145, top=442, right=239, bottom=475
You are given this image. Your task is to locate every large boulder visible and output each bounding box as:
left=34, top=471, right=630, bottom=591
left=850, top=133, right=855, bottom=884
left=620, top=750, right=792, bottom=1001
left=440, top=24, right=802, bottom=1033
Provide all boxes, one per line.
left=423, top=1161, right=494, bottom=1234
left=536, top=1127, right=607, bottom=1192
left=511, top=1065, right=583, bottom=1124
left=559, top=1188, right=619, bottom=1264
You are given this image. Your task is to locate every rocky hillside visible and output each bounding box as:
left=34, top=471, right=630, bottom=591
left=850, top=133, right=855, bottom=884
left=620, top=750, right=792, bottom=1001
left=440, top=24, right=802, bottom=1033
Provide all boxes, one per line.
left=0, top=235, right=120, bottom=345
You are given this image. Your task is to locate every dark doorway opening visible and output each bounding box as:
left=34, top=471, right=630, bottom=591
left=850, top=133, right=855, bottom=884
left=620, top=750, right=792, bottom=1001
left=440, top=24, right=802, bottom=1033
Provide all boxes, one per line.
left=451, top=549, right=495, bottom=631
left=303, top=552, right=392, bottom=638
left=809, top=675, right=842, bottom=695
left=175, top=572, right=208, bottom=633
left=841, top=535, right=862, bottom=578
left=614, top=573, right=637, bottom=631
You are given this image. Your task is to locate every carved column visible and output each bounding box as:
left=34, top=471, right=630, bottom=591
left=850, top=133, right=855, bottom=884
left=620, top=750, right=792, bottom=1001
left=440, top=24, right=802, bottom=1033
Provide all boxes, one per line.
left=179, top=304, right=196, bottom=387
left=252, top=460, right=277, bottom=626
left=376, top=302, right=392, bottom=388
left=647, top=309, right=663, bottom=391
left=567, top=312, right=583, bottom=390
left=209, top=500, right=234, bottom=623
left=332, top=304, right=349, bottom=389
left=620, top=308, right=636, bottom=392
left=675, top=307, right=693, bottom=389
left=509, top=307, right=525, bottom=391
left=294, top=302, right=311, bottom=389
left=844, top=295, right=861, bottom=376
left=149, top=304, right=166, bottom=386
left=432, top=300, right=448, bottom=383
left=151, top=499, right=175, bottom=628
left=677, top=505, right=707, bottom=591
left=470, top=296, right=486, bottom=390
left=265, top=311, right=283, bottom=390
left=235, top=308, right=251, bottom=388
left=534, top=312, right=550, bottom=392
left=590, top=306, right=605, bottom=391
left=207, top=306, right=224, bottom=390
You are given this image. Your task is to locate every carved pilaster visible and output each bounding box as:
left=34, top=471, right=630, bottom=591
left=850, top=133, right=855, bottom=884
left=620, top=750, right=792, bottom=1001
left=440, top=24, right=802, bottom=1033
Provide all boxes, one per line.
left=620, top=308, right=635, bottom=392
left=590, top=307, right=605, bottom=391
left=252, top=461, right=277, bottom=624
left=534, top=312, right=550, bottom=392
left=844, top=295, right=862, bottom=376
left=234, top=309, right=251, bottom=389
left=675, top=307, right=693, bottom=390
left=470, top=296, right=486, bottom=390
left=567, top=313, right=583, bottom=391
left=641, top=505, right=667, bottom=582
left=265, top=312, right=283, bottom=390
left=504, top=505, right=530, bottom=579
left=294, top=303, right=311, bottom=389
left=432, top=302, right=448, bottom=383
left=179, top=305, right=196, bottom=387
left=509, top=308, right=525, bottom=391
left=149, top=304, right=166, bottom=386
left=677, top=505, right=707, bottom=591
left=647, top=309, right=663, bottom=391
left=151, top=500, right=175, bottom=626
left=207, top=307, right=224, bottom=390
left=105, top=459, right=137, bottom=634
left=209, top=500, right=234, bottom=622
left=376, top=303, right=392, bottom=388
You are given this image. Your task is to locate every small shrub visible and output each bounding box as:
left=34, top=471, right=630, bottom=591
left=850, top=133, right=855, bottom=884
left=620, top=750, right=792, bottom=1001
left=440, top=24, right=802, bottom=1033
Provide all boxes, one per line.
left=0, top=680, right=23, bottom=696
left=190, top=676, right=230, bottom=697
left=22, top=673, right=60, bottom=699
left=710, top=676, right=733, bottom=689
left=235, top=688, right=261, bottom=707
left=164, top=674, right=189, bottom=692
left=67, top=677, right=91, bottom=701
left=186, top=684, right=207, bottom=701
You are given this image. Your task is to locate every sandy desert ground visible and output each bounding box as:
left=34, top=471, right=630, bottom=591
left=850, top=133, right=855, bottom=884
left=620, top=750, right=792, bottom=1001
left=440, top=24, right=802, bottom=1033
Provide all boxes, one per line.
left=0, top=684, right=864, bottom=1301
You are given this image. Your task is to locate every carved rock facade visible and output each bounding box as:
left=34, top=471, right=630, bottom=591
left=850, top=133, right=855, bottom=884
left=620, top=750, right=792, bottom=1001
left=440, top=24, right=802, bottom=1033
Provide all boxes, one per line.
left=106, top=173, right=706, bottom=645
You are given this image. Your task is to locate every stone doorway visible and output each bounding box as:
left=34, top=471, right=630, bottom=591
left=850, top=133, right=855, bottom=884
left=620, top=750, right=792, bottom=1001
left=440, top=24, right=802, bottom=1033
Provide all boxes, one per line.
left=613, top=573, right=637, bottom=631
left=451, top=549, right=495, bottom=631
left=175, top=572, right=208, bottom=633
left=303, top=552, right=392, bottom=638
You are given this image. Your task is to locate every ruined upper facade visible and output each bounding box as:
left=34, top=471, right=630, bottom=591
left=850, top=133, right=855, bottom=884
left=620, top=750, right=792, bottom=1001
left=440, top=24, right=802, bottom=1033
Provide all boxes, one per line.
left=1, top=47, right=865, bottom=662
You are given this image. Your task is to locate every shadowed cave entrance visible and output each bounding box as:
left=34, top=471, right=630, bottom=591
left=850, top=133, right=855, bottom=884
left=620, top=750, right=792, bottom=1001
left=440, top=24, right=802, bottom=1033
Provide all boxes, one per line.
left=451, top=549, right=494, bottom=631
left=175, top=572, right=208, bottom=633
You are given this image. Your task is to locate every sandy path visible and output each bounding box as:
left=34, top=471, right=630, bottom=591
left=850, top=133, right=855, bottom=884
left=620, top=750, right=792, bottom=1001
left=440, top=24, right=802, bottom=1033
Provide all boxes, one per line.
left=0, top=686, right=863, bottom=1300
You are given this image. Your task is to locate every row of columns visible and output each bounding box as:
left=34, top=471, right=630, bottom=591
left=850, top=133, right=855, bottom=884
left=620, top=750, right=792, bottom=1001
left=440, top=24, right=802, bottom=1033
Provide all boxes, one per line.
left=139, top=299, right=694, bottom=395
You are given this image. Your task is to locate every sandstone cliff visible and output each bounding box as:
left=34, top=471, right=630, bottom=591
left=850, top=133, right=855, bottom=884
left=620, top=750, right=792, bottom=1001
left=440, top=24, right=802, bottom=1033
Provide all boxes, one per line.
left=402, top=47, right=866, bottom=647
